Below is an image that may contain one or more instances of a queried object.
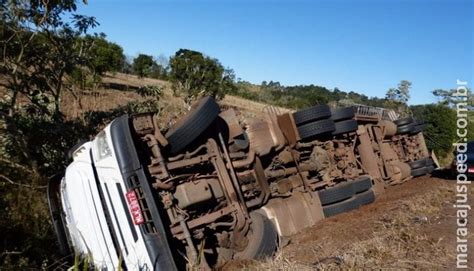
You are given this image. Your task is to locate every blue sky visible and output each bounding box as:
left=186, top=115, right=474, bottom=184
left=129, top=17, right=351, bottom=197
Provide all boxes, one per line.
left=77, top=0, right=473, bottom=105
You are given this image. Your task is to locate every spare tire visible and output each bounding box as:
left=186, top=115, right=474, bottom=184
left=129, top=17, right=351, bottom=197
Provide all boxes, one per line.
left=332, top=119, right=358, bottom=136
left=298, top=119, right=335, bottom=141
left=165, top=97, right=220, bottom=154
left=397, top=123, right=415, bottom=134
left=411, top=167, right=427, bottom=177
left=318, top=182, right=354, bottom=206
left=330, top=107, right=355, bottom=121
left=355, top=190, right=375, bottom=206
left=351, top=176, right=373, bottom=193
left=425, top=158, right=434, bottom=167
left=234, top=212, right=278, bottom=260
left=394, top=117, right=413, bottom=126
left=409, top=125, right=423, bottom=135
left=409, top=158, right=427, bottom=169
left=323, top=197, right=359, bottom=218
left=293, top=104, right=331, bottom=126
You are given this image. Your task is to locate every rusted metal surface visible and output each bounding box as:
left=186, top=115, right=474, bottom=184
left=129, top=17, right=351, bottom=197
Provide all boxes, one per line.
left=257, top=191, right=324, bottom=236
left=356, top=125, right=385, bottom=195
left=219, top=108, right=244, bottom=141
left=246, top=119, right=274, bottom=156
left=264, top=106, right=287, bottom=151
left=127, top=99, right=431, bottom=268
left=277, top=113, right=300, bottom=146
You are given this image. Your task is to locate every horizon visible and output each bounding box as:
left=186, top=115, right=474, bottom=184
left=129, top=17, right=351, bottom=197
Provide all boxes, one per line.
left=78, top=0, right=473, bottom=105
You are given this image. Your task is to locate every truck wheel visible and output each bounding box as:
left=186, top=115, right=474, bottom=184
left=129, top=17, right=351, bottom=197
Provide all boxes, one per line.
left=235, top=212, right=278, bottom=260
left=355, top=189, right=375, bottom=206
left=165, top=97, right=220, bottom=154
left=323, top=197, right=359, bottom=218
left=330, top=107, right=355, bottom=121
left=351, top=176, right=373, bottom=193
left=332, top=119, right=358, bottom=136
left=298, top=119, right=335, bottom=140
left=409, top=125, right=423, bottom=135
left=415, top=121, right=426, bottom=131
left=396, top=123, right=415, bottom=134
left=394, top=117, right=413, bottom=126
left=425, top=158, right=434, bottom=167
left=408, top=158, right=427, bottom=169
left=411, top=167, right=427, bottom=177
left=293, top=104, right=331, bottom=126
left=318, top=182, right=354, bottom=205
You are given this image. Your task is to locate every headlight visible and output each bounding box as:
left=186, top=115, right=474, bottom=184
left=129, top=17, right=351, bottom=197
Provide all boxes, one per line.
left=95, top=131, right=112, bottom=161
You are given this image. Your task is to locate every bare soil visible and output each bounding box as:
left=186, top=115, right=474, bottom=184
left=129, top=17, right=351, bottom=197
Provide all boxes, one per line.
left=223, top=174, right=473, bottom=270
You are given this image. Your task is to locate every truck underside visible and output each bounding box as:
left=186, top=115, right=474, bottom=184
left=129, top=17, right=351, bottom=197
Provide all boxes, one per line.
left=50, top=97, right=435, bottom=270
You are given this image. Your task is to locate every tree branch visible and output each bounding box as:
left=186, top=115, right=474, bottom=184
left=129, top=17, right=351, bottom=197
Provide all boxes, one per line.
left=0, top=174, right=47, bottom=189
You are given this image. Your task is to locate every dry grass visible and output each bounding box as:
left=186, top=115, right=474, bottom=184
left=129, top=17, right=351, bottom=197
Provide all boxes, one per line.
left=60, top=89, right=143, bottom=119
left=220, top=95, right=293, bottom=118
left=244, top=182, right=455, bottom=270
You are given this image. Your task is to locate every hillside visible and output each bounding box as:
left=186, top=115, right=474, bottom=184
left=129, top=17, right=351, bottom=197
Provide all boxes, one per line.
left=59, top=73, right=292, bottom=121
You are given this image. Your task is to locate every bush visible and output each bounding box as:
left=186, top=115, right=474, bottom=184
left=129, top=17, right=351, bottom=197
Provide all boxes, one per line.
left=411, top=104, right=457, bottom=157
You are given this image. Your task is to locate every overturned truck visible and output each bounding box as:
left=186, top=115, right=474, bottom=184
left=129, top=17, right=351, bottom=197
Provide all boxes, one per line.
left=48, top=97, right=434, bottom=270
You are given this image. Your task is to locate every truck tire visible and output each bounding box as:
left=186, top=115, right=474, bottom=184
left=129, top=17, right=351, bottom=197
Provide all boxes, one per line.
left=298, top=119, right=335, bottom=140
left=397, top=123, right=415, bottom=134
left=293, top=105, right=331, bottom=126
left=330, top=107, right=355, bottom=121
left=411, top=167, right=427, bottom=177
left=351, top=176, right=373, bottom=193
left=332, top=119, right=358, bottom=136
left=394, top=117, right=413, bottom=126
left=235, top=212, right=278, bottom=260
left=415, top=121, right=426, bottom=131
left=318, top=182, right=354, bottom=206
left=165, top=97, right=220, bottom=154
left=355, top=190, right=375, bottom=206
left=409, top=158, right=427, bottom=169
left=425, top=158, right=434, bottom=167
left=323, top=197, right=359, bottom=218
left=409, top=125, right=423, bottom=135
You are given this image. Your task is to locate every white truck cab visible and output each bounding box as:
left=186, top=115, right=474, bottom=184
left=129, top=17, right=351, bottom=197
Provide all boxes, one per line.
left=48, top=116, right=178, bottom=270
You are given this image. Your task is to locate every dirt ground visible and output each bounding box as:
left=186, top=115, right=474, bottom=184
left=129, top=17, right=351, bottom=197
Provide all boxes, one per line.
left=224, top=173, right=473, bottom=270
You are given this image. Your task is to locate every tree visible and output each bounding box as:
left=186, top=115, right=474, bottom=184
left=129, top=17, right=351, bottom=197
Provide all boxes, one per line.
left=169, top=49, right=236, bottom=103
left=85, top=34, right=125, bottom=76
left=432, top=88, right=473, bottom=108
left=0, top=0, right=98, bottom=117
left=0, top=0, right=98, bottom=268
left=386, top=80, right=411, bottom=104
left=411, top=104, right=457, bottom=157
left=385, top=80, right=412, bottom=114
left=132, top=54, right=155, bottom=77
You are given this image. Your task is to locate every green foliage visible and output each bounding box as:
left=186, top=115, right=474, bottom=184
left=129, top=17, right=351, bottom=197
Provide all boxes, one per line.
left=385, top=80, right=412, bottom=115
left=411, top=104, right=457, bottom=157
left=1, top=1, right=98, bottom=117
left=169, top=49, right=236, bottom=103
left=137, top=85, right=164, bottom=98
left=132, top=54, right=166, bottom=79
left=0, top=113, right=93, bottom=268
left=85, top=34, right=125, bottom=76
left=432, top=87, right=473, bottom=108
left=230, top=81, right=387, bottom=109
left=132, top=54, right=154, bottom=77
left=467, top=112, right=474, bottom=141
